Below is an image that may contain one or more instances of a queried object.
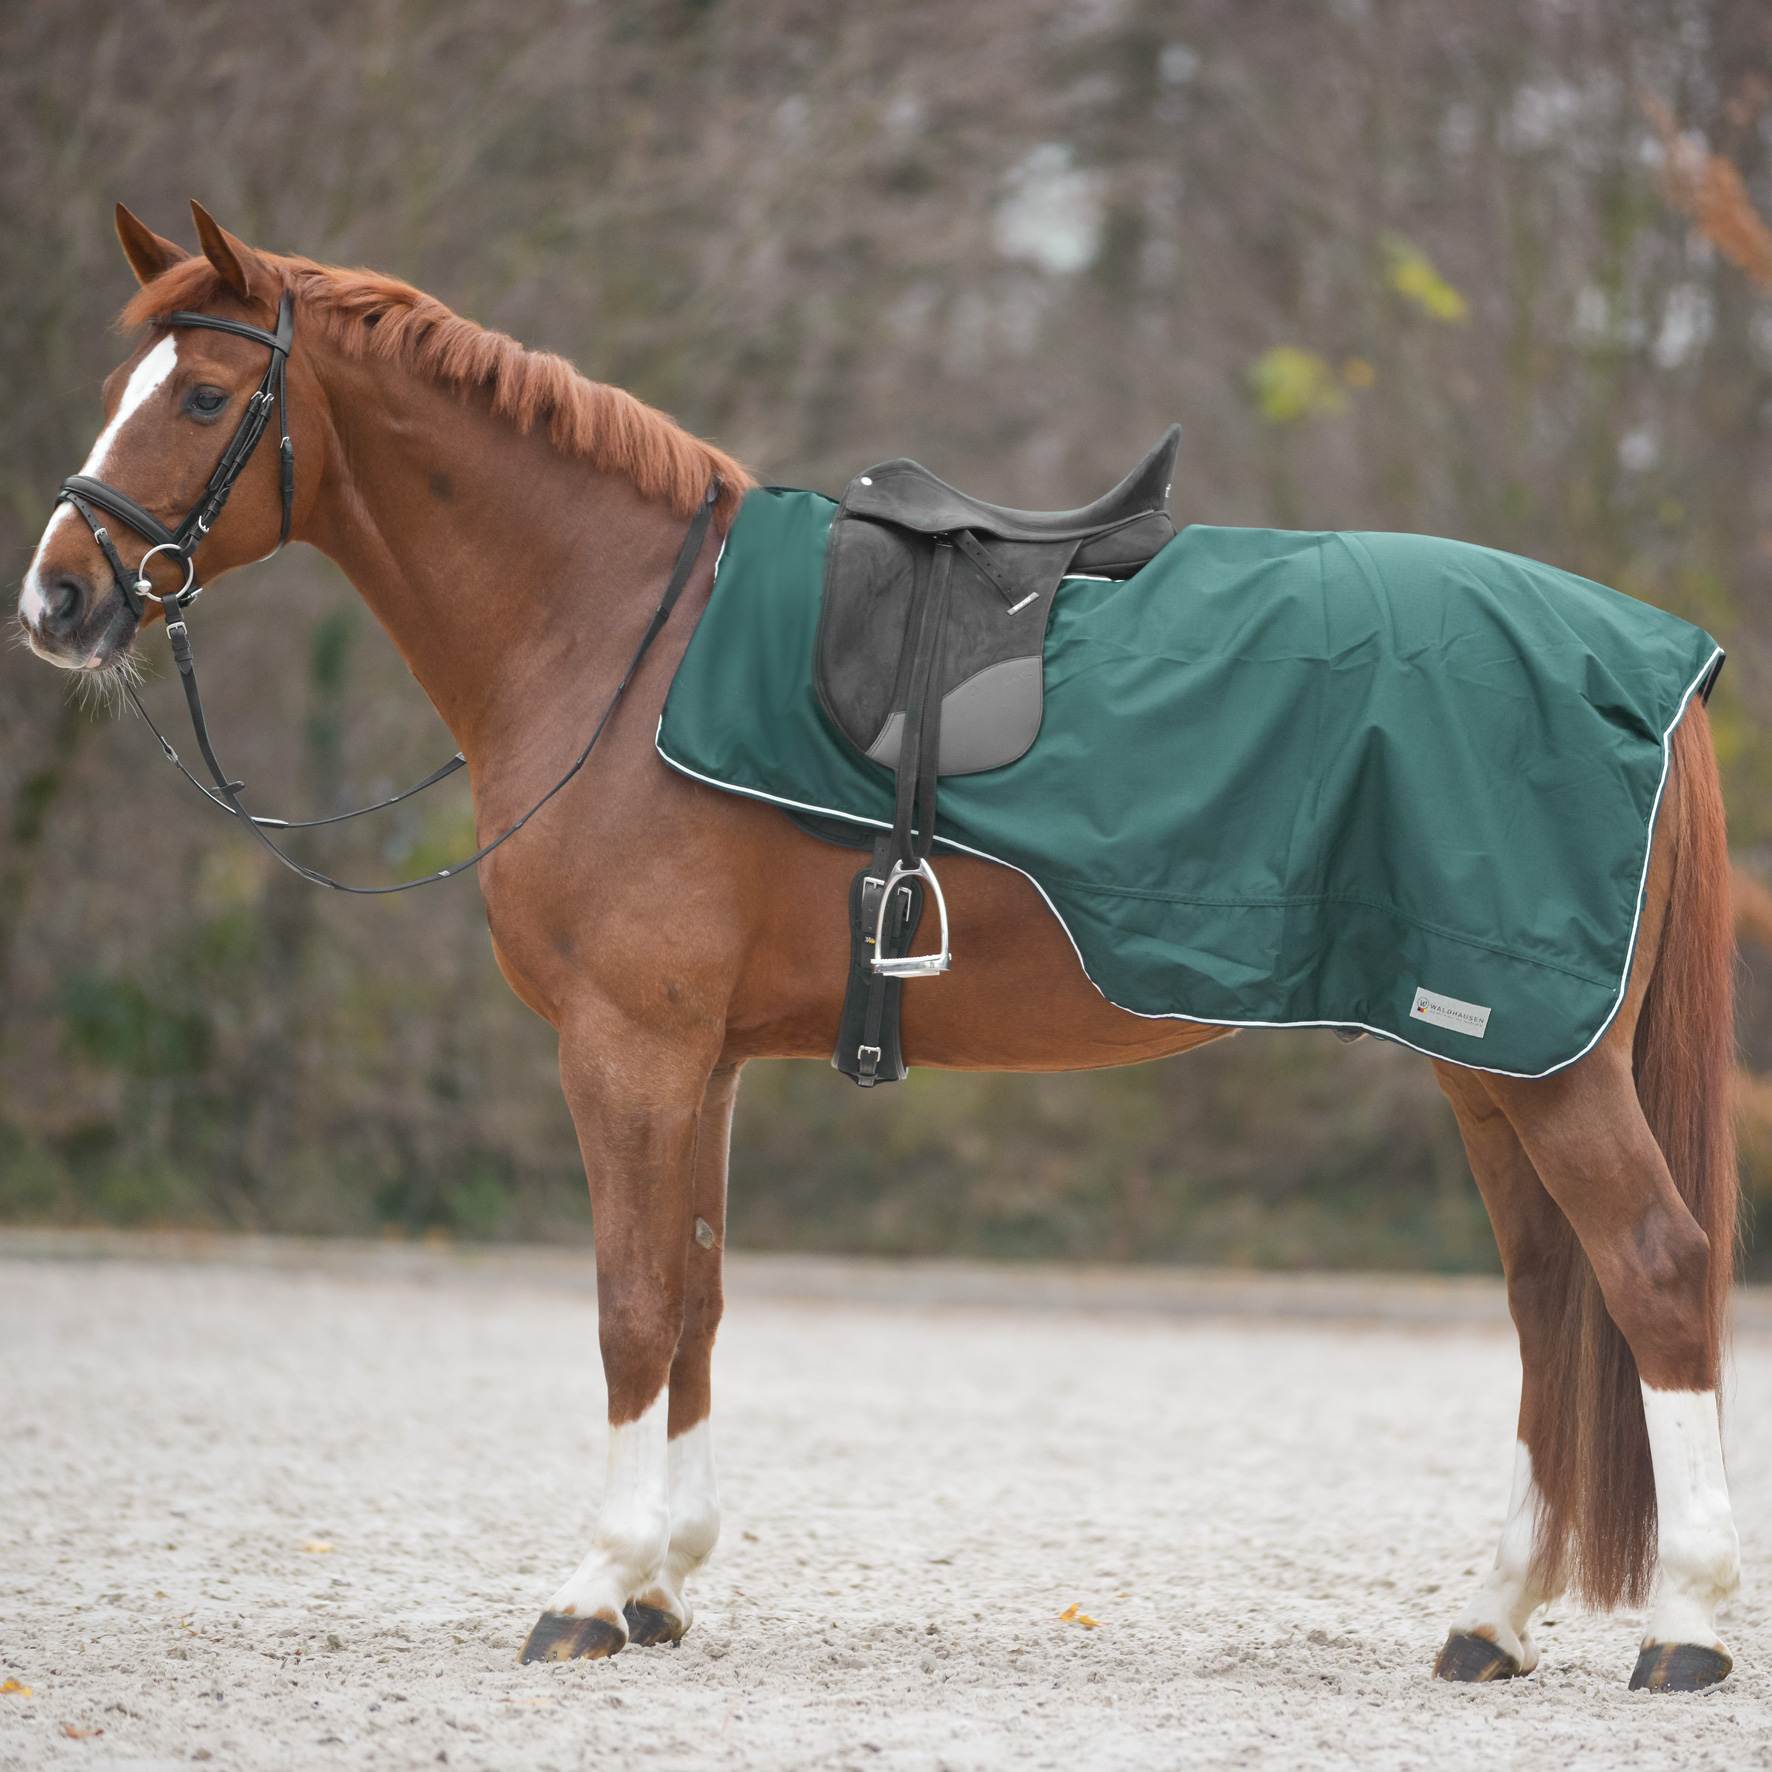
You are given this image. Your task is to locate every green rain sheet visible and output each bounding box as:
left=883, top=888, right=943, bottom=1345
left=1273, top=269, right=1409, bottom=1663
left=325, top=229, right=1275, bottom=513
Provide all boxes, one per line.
left=657, top=487, right=1722, bottom=1076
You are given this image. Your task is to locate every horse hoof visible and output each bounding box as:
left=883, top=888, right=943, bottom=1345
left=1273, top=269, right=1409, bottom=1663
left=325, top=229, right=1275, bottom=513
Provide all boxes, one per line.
left=1433, top=1631, right=1520, bottom=1682
left=1629, top=1642, right=1731, bottom=1692
left=517, top=1612, right=626, bottom=1663
left=623, top=1601, right=685, bottom=1647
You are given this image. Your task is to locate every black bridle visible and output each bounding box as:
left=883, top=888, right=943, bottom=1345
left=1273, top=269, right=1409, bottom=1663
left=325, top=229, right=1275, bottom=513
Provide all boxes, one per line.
left=56, top=292, right=721, bottom=893
left=62, top=293, right=296, bottom=620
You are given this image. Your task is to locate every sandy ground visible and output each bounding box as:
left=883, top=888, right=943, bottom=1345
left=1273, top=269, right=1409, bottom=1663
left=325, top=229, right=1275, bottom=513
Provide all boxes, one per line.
left=3, top=1245, right=1771, bottom=1772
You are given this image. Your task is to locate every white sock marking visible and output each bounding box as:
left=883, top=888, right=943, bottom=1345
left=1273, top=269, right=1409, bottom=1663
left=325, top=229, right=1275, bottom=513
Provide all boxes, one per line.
left=1447, top=1440, right=1560, bottom=1671
left=1640, top=1386, right=1739, bottom=1650
left=545, top=1392, right=671, bottom=1629
left=649, top=1418, right=720, bottom=1628
left=20, top=335, right=180, bottom=626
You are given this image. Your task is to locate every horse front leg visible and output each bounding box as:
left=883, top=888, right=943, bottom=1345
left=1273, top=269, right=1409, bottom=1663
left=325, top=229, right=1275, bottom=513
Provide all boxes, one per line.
left=624, top=1061, right=741, bottom=1646
left=518, top=1008, right=717, bottom=1664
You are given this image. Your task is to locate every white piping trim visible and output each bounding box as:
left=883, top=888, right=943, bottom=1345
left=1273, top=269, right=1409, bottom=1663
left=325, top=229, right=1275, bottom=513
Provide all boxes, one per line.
left=655, top=643, right=1723, bottom=1081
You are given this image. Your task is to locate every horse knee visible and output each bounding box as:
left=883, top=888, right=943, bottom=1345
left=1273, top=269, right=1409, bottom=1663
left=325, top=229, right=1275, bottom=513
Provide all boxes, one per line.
left=593, top=1495, right=672, bottom=1577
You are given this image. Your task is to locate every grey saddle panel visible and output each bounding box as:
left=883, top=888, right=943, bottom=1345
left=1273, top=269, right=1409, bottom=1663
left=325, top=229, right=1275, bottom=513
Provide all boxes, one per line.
left=864, top=655, right=1046, bottom=776
left=816, top=516, right=1058, bottom=762
left=815, top=426, right=1183, bottom=778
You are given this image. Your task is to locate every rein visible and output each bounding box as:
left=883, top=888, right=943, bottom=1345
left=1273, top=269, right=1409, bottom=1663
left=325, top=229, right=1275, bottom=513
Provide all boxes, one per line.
left=57, top=293, right=722, bottom=893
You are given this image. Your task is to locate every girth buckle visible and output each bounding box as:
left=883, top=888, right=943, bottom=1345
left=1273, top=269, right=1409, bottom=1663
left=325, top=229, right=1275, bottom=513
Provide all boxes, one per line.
left=870, top=857, right=950, bottom=977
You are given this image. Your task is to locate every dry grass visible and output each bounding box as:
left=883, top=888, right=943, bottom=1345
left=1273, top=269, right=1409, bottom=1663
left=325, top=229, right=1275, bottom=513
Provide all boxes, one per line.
left=1642, top=94, right=1772, bottom=290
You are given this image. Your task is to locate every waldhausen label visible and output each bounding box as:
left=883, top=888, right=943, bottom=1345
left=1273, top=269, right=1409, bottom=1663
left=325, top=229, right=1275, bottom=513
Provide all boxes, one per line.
left=1409, top=986, right=1492, bottom=1039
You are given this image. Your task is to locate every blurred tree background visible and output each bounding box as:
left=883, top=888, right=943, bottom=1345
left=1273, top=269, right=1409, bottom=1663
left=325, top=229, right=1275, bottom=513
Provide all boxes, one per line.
left=5, top=0, right=1772, bottom=1272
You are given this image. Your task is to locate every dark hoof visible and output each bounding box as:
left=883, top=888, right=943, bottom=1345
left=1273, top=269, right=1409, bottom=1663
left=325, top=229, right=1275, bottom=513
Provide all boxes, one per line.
left=517, top=1612, right=626, bottom=1663
left=1433, top=1631, right=1520, bottom=1682
left=1629, top=1642, right=1731, bottom=1692
left=624, top=1601, right=685, bottom=1647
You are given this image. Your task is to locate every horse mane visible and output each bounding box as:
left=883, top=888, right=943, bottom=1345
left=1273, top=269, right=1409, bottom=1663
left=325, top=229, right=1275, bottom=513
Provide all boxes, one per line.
left=121, top=256, right=753, bottom=523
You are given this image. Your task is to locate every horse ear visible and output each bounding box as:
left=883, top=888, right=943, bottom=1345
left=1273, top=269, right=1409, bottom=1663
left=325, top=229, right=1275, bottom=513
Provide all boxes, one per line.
left=189, top=200, right=269, bottom=303
left=114, top=204, right=189, bottom=285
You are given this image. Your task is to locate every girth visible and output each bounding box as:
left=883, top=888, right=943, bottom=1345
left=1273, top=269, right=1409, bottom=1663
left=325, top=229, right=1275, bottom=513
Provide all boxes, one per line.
left=819, top=426, right=1183, bottom=1085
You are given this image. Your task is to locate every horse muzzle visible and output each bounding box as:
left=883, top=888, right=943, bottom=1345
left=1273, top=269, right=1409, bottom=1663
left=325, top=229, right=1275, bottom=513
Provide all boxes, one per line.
left=19, top=564, right=141, bottom=671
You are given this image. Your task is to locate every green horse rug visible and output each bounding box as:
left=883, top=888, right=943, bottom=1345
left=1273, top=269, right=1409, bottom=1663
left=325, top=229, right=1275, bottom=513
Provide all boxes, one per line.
left=657, top=486, right=1721, bottom=1077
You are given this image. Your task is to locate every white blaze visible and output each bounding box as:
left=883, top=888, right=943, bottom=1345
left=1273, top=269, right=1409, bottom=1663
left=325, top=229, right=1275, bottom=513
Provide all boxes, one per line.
left=21, top=334, right=180, bottom=625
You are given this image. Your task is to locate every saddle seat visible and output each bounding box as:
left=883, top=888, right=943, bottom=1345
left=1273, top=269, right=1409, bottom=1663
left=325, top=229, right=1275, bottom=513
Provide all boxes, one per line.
left=839, top=423, right=1181, bottom=566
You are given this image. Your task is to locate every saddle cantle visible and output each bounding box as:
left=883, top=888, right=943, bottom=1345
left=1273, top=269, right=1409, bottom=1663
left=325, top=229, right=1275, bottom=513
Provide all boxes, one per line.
left=817, top=426, right=1183, bottom=1086
left=816, top=425, right=1182, bottom=777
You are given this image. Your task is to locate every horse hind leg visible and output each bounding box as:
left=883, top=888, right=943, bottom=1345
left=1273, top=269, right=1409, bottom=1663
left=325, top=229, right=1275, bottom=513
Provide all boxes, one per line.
left=1430, top=1064, right=1572, bottom=1681
left=1432, top=1050, right=1740, bottom=1690
left=1489, top=1047, right=1739, bottom=1690
left=1436, top=707, right=1738, bottom=1691
left=1488, top=714, right=1739, bottom=1691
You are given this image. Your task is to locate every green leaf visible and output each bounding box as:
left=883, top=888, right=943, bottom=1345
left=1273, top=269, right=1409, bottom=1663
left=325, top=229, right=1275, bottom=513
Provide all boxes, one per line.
left=1247, top=347, right=1347, bottom=424
left=1382, top=233, right=1468, bottom=322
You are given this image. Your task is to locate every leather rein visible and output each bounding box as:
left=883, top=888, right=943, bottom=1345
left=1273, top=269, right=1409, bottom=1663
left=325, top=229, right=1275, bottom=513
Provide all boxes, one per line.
left=57, top=294, right=720, bottom=894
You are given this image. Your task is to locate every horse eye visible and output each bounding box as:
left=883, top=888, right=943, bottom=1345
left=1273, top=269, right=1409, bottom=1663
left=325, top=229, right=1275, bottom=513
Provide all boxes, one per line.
left=186, top=386, right=228, bottom=418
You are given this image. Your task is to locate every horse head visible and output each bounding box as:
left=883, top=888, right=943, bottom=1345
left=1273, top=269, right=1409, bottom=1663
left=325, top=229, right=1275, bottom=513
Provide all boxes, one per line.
left=20, top=202, right=299, bottom=678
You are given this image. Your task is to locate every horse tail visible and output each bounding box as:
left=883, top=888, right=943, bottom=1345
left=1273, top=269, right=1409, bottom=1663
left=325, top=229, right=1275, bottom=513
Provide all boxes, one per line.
left=1636, top=695, right=1738, bottom=1388
left=1546, top=696, right=1737, bottom=1607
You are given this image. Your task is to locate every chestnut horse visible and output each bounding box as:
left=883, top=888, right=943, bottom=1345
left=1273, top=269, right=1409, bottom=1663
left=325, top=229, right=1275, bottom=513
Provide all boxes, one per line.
left=18, top=204, right=1742, bottom=1690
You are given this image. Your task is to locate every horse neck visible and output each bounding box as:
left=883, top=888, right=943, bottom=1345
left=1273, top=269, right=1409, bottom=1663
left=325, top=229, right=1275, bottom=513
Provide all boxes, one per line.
left=299, top=345, right=680, bottom=772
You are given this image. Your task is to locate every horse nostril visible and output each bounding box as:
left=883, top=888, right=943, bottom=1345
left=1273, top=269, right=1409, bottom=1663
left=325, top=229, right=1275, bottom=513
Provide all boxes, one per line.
left=48, top=575, right=84, bottom=626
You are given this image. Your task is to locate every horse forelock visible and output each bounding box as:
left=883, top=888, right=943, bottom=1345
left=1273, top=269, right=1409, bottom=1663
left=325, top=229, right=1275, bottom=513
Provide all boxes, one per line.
left=119, top=255, right=753, bottom=524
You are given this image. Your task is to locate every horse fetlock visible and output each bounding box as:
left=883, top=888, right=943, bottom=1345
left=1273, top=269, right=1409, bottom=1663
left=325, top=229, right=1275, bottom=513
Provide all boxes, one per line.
left=1641, top=1547, right=1738, bottom=1659
left=544, top=1504, right=671, bottom=1624
left=612, top=1519, right=712, bottom=1649
left=599, top=1500, right=675, bottom=1576
left=666, top=1500, right=720, bottom=1575
left=1656, top=1515, right=1742, bottom=1615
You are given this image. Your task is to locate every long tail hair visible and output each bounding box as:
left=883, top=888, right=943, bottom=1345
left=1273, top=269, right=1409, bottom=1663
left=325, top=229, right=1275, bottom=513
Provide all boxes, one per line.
left=1529, top=698, right=1737, bottom=1607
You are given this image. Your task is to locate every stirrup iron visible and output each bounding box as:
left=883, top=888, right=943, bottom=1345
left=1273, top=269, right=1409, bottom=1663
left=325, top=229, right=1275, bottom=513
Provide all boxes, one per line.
left=871, top=857, right=950, bottom=977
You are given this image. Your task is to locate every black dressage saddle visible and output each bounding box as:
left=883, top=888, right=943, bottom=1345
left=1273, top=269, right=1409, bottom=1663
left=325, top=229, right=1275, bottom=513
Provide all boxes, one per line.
left=817, top=425, right=1184, bottom=1085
